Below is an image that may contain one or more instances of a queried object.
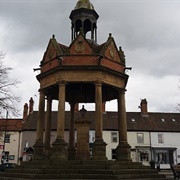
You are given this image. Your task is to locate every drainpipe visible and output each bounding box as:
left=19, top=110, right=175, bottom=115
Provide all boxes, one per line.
left=149, top=131, right=153, bottom=160
left=17, top=131, right=21, bottom=165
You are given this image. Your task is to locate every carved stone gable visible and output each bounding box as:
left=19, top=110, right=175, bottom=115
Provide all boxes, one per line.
left=104, top=39, right=121, bottom=63
left=69, top=34, right=92, bottom=55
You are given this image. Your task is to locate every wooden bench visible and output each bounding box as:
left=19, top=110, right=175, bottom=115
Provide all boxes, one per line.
left=170, top=164, right=180, bottom=180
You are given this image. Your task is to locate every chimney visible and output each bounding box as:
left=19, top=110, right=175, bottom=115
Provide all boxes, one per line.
left=140, top=99, right=148, bottom=117
left=29, top=97, right=34, bottom=114
left=23, top=103, right=28, bottom=120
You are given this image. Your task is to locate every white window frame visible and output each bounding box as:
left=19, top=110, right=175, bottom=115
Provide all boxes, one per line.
left=111, top=149, right=117, bottom=160
left=4, top=133, right=10, bottom=143
left=111, top=132, right=118, bottom=143
left=137, top=133, right=144, bottom=144
left=158, top=133, right=164, bottom=144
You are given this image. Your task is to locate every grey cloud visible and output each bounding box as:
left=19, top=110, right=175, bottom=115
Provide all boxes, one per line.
left=0, top=0, right=180, bottom=114
left=0, top=1, right=73, bottom=52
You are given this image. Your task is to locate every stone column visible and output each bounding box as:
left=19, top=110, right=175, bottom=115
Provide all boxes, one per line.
left=44, top=96, right=52, bottom=157
left=67, top=103, right=76, bottom=160
left=95, top=81, right=102, bottom=140
left=51, top=81, right=67, bottom=160
left=33, top=90, right=45, bottom=158
left=116, top=90, right=131, bottom=161
left=95, top=27, right=97, bottom=42
left=92, top=81, right=107, bottom=160
left=91, top=23, right=94, bottom=40
left=71, top=23, right=74, bottom=42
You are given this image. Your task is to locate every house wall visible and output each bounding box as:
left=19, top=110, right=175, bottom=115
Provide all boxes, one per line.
left=128, top=131, right=150, bottom=148
left=127, top=131, right=151, bottom=165
left=21, top=130, right=69, bottom=158
left=103, top=130, right=118, bottom=160
left=0, top=131, right=22, bottom=164
left=21, top=131, right=36, bottom=153
left=151, top=132, right=180, bottom=168
left=20, top=129, right=180, bottom=169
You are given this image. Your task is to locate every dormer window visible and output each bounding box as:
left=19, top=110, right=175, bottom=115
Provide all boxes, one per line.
left=131, top=118, right=135, bottom=122
left=172, top=119, right=176, bottom=122
left=161, top=118, right=165, bottom=122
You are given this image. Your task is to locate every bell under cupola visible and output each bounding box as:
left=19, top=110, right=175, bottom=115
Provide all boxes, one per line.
left=69, top=0, right=99, bottom=42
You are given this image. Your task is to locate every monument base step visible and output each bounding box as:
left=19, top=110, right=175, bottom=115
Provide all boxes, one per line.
left=0, top=160, right=167, bottom=180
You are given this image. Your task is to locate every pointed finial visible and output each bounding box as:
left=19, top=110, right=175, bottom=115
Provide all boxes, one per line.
left=109, top=33, right=112, bottom=37
left=52, top=34, right=55, bottom=39
left=79, top=27, right=84, bottom=34
left=119, top=46, right=126, bottom=63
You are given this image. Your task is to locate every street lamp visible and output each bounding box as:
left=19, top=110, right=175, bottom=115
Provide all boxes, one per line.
left=2, top=108, right=8, bottom=163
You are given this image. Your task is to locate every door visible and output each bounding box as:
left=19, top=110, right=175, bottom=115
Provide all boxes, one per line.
left=169, top=150, right=174, bottom=164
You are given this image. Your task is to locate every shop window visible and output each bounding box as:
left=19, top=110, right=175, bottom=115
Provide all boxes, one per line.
left=158, top=152, right=168, bottom=164
left=111, top=132, right=118, bottom=143
left=9, top=155, right=15, bottom=160
left=112, top=149, right=117, bottom=160
left=158, top=134, right=164, bottom=144
left=92, top=132, right=95, bottom=142
left=2, top=151, right=9, bottom=163
left=4, top=133, right=10, bottom=143
left=139, top=150, right=149, bottom=162
left=25, top=140, right=29, bottom=148
left=137, top=133, right=144, bottom=144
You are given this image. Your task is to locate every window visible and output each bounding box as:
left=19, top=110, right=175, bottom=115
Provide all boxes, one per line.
left=158, top=134, right=164, bottom=144
left=137, top=133, right=144, bottom=144
left=111, top=132, right=118, bottom=143
left=139, top=150, right=149, bottom=162
left=111, top=149, right=117, bottom=160
left=9, top=155, right=15, bottom=160
left=2, top=151, right=9, bottom=163
left=92, top=132, right=95, bottom=142
left=158, top=152, right=167, bottom=164
left=4, top=133, right=10, bottom=143
left=25, top=141, right=29, bottom=148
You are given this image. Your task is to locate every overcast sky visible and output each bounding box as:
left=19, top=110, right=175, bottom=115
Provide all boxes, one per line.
left=0, top=0, right=180, bottom=117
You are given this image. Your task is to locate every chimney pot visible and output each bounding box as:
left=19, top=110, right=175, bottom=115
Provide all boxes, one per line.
left=29, top=97, right=34, bottom=114
left=23, top=103, right=28, bottom=120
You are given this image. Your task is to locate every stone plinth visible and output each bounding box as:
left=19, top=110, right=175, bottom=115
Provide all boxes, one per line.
left=92, top=139, right=107, bottom=160
left=67, top=146, right=76, bottom=160
left=51, top=138, right=67, bottom=161
left=33, top=140, right=44, bottom=159
left=116, top=141, right=131, bottom=161
left=75, top=106, right=91, bottom=160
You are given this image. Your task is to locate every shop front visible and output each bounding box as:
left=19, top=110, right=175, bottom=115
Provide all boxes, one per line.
left=152, top=148, right=177, bottom=169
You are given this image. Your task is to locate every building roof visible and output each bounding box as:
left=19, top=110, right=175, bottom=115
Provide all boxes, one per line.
left=0, top=119, right=22, bottom=131
left=22, top=111, right=180, bottom=132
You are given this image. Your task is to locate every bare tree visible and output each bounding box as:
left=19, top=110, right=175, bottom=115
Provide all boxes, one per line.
left=0, top=51, right=21, bottom=117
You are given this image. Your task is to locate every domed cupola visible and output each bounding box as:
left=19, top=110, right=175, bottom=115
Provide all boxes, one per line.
left=75, top=0, right=94, bottom=10
left=69, top=0, right=99, bottom=42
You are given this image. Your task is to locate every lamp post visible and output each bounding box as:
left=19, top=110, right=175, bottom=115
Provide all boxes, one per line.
left=2, top=108, right=8, bottom=163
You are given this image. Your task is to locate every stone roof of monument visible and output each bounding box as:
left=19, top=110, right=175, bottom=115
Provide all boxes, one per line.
left=56, top=38, right=110, bottom=56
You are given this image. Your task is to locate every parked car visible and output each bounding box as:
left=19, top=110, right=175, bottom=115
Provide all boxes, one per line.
left=0, top=163, right=17, bottom=172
